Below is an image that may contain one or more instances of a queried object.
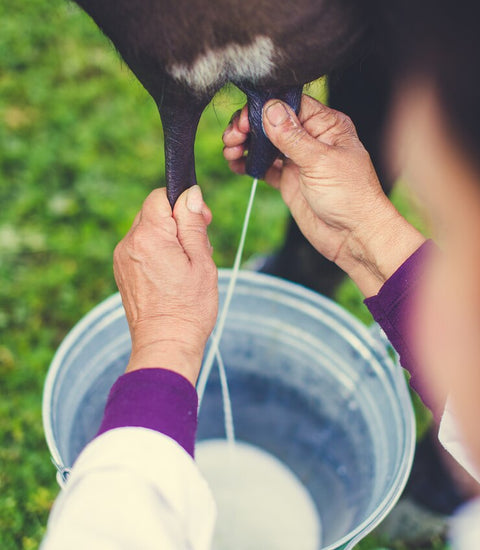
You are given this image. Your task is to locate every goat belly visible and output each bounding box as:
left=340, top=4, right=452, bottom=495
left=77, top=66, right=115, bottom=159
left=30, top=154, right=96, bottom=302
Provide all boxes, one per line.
left=74, top=0, right=369, bottom=204
left=75, top=0, right=367, bottom=96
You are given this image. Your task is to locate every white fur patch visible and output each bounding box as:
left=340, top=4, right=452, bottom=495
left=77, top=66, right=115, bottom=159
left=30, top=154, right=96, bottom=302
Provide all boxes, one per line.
left=169, top=36, right=276, bottom=92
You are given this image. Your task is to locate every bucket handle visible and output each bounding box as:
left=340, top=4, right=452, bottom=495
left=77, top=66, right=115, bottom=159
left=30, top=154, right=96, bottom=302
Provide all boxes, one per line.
left=51, top=457, right=71, bottom=489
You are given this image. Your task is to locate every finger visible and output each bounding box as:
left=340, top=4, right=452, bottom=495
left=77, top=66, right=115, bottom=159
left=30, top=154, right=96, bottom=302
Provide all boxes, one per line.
left=263, top=159, right=284, bottom=189
left=296, top=94, right=345, bottom=127
left=223, top=125, right=249, bottom=148
left=228, top=158, right=247, bottom=175
left=277, top=169, right=302, bottom=210
left=262, top=100, right=326, bottom=168
left=228, top=108, right=242, bottom=127
left=200, top=199, right=213, bottom=226
left=296, top=94, right=330, bottom=123
left=224, top=105, right=249, bottom=131
left=276, top=177, right=325, bottom=249
left=223, top=144, right=246, bottom=161
left=223, top=109, right=250, bottom=147
left=237, top=105, right=250, bottom=133
left=140, top=187, right=178, bottom=237
left=298, top=95, right=360, bottom=147
left=141, top=188, right=173, bottom=220
left=173, top=185, right=212, bottom=263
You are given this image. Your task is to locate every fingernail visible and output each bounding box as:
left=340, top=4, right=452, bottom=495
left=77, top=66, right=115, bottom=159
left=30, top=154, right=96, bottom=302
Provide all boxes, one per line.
left=265, top=101, right=289, bottom=126
left=186, top=185, right=204, bottom=214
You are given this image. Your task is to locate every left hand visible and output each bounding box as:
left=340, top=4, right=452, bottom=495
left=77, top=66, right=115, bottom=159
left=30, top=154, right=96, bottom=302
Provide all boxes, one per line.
left=113, top=186, right=218, bottom=386
left=223, top=97, right=426, bottom=297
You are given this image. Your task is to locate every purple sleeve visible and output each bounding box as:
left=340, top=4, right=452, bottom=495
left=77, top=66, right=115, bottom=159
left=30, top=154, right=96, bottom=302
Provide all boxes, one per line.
left=364, top=240, right=440, bottom=414
left=96, top=368, right=198, bottom=457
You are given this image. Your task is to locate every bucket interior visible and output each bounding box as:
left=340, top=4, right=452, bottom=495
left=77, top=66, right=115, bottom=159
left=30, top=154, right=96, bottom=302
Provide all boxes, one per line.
left=43, top=271, right=414, bottom=549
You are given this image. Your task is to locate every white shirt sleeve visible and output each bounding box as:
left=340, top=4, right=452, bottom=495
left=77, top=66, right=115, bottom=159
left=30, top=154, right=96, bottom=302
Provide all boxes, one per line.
left=449, top=498, right=480, bottom=550
left=438, top=398, right=480, bottom=549
left=438, top=398, right=480, bottom=484
left=41, top=428, right=216, bottom=550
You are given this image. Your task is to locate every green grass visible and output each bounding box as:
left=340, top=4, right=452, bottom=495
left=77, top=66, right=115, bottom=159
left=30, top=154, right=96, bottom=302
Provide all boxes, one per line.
left=1, top=2, right=445, bottom=549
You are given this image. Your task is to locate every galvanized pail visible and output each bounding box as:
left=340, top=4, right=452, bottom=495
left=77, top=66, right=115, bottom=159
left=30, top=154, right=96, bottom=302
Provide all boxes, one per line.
left=43, top=270, right=415, bottom=549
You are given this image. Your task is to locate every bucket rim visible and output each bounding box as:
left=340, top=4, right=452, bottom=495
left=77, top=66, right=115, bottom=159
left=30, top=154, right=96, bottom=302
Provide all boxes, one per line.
left=216, top=271, right=416, bottom=549
left=42, top=269, right=415, bottom=547
left=42, top=292, right=124, bottom=471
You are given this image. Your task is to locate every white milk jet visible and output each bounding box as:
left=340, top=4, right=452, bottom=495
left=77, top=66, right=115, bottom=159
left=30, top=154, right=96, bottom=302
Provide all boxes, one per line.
left=197, top=178, right=259, bottom=443
left=196, top=180, right=322, bottom=548
left=196, top=439, right=322, bottom=550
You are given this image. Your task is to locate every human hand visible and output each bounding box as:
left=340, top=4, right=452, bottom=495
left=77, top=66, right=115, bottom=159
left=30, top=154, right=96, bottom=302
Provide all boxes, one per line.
left=113, top=186, right=218, bottom=386
left=223, top=95, right=425, bottom=296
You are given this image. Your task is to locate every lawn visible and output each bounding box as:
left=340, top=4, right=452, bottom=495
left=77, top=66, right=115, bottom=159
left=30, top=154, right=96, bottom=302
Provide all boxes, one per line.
left=1, top=1, right=445, bottom=549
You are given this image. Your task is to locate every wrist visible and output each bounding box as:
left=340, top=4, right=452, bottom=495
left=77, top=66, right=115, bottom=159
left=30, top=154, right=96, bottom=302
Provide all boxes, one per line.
left=126, top=333, right=206, bottom=386
left=336, top=198, right=427, bottom=297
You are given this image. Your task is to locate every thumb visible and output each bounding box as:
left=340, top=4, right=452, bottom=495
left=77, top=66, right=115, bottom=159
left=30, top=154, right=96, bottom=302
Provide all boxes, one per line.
left=262, top=100, right=324, bottom=168
left=173, top=185, right=213, bottom=262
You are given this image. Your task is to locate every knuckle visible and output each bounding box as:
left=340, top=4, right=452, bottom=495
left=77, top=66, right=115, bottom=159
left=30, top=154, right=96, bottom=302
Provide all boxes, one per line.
left=113, top=241, right=124, bottom=264
left=310, top=108, right=357, bottom=141
left=325, top=109, right=351, bottom=130
left=338, top=112, right=355, bottom=132
left=127, top=225, right=149, bottom=254
left=128, top=226, right=142, bottom=247
left=142, top=188, right=170, bottom=219
left=336, top=111, right=349, bottom=125
left=317, top=106, right=337, bottom=124
left=331, top=110, right=345, bottom=128
left=142, top=190, right=157, bottom=210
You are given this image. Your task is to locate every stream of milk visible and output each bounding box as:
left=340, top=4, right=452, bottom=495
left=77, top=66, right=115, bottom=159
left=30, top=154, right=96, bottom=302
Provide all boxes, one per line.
left=196, top=177, right=258, bottom=443
left=195, top=179, right=322, bottom=549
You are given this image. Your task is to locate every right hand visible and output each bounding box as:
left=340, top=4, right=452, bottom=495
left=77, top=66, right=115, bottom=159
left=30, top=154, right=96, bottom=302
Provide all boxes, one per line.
left=223, top=95, right=425, bottom=296
left=113, top=186, right=218, bottom=385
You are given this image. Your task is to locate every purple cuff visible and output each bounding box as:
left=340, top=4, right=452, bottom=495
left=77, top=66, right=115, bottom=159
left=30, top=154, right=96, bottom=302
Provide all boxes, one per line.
left=364, top=240, right=439, bottom=413
left=96, top=368, right=198, bottom=457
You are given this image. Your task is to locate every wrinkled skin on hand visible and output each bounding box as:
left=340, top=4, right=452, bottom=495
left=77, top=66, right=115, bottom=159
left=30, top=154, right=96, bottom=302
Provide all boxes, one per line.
left=113, top=186, right=218, bottom=386
left=223, top=95, right=426, bottom=297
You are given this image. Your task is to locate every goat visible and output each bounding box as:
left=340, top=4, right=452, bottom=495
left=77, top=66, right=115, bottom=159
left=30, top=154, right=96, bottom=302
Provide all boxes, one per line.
left=73, top=0, right=373, bottom=206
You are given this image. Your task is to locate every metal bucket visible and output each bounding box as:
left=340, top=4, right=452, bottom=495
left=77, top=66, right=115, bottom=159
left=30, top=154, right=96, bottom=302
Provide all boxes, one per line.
left=43, top=270, right=415, bottom=549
